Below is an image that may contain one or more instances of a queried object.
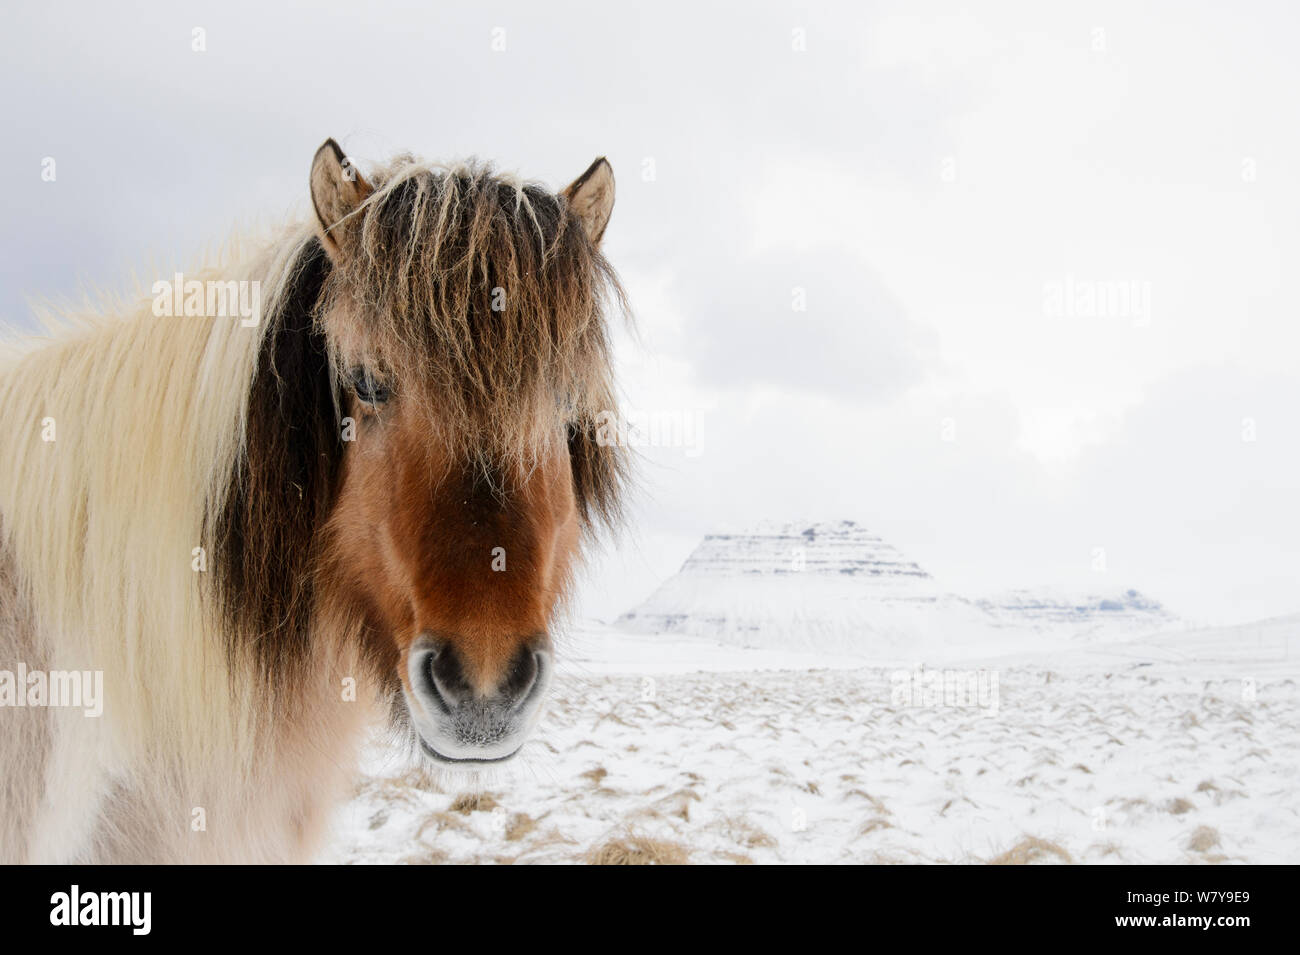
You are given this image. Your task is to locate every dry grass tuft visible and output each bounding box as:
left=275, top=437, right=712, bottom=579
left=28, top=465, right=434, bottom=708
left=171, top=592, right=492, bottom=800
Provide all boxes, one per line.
left=843, top=789, right=890, bottom=815
left=400, top=848, right=451, bottom=865
left=529, top=829, right=579, bottom=850
left=450, top=792, right=500, bottom=814
left=988, top=837, right=1073, bottom=865
left=417, top=811, right=470, bottom=837
left=358, top=770, right=440, bottom=808
left=1166, top=797, right=1195, bottom=815
left=858, top=816, right=893, bottom=837
left=657, top=788, right=702, bottom=822
left=715, top=815, right=777, bottom=850
left=1187, top=826, right=1221, bottom=853
left=715, top=850, right=755, bottom=865
left=585, top=833, right=690, bottom=865
left=505, top=813, right=539, bottom=842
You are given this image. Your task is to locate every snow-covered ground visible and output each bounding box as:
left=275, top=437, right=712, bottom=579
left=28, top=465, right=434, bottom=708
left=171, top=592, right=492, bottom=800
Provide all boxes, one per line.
left=321, top=617, right=1300, bottom=864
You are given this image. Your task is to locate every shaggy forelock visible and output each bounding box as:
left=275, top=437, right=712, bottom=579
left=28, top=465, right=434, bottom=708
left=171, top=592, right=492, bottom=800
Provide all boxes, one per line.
left=317, top=155, right=628, bottom=530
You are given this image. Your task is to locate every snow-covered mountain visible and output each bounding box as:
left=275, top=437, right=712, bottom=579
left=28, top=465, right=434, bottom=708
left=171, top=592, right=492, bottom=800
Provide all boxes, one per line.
left=616, top=521, right=1176, bottom=658
left=975, top=587, right=1177, bottom=637
left=668, top=520, right=934, bottom=591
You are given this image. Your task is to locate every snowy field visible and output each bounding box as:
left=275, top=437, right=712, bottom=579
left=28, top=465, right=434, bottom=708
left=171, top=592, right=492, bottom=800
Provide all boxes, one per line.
left=322, top=620, right=1300, bottom=864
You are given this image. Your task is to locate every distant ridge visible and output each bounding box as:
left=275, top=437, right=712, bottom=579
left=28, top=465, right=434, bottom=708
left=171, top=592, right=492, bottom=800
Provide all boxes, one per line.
left=976, top=587, right=1175, bottom=634
left=617, top=521, right=1175, bottom=657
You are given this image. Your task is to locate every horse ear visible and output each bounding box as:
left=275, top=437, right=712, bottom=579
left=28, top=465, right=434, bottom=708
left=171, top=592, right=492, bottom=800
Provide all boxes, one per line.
left=562, top=157, right=615, bottom=246
left=310, top=138, right=373, bottom=260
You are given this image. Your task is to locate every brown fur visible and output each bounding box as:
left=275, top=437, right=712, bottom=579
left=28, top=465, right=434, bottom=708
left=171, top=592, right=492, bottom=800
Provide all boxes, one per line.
left=214, top=145, right=627, bottom=720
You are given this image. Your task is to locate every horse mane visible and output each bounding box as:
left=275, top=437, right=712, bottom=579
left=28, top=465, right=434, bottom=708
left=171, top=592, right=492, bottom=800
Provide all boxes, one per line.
left=0, top=152, right=630, bottom=761
left=206, top=234, right=339, bottom=683
left=0, top=230, right=291, bottom=769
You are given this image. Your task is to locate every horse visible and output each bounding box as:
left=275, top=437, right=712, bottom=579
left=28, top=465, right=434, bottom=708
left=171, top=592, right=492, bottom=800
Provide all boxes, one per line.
left=0, top=139, right=628, bottom=863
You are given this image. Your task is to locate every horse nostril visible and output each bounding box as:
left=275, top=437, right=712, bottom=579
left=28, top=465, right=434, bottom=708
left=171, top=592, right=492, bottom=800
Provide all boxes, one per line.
left=498, top=645, right=543, bottom=705
left=424, top=644, right=471, bottom=713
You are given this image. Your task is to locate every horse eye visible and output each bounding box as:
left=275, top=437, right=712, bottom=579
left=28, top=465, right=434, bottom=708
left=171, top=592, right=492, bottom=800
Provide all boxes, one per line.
left=349, top=367, right=391, bottom=405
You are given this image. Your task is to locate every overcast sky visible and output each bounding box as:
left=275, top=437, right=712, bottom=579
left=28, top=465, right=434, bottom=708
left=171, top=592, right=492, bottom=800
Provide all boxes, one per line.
left=3, top=1, right=1298, bottom=627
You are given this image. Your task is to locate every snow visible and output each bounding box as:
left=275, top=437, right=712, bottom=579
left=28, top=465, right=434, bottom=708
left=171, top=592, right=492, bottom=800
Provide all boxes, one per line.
left=318, top=525, right=1294, bottom=864
left=320, top=617, right=1300, bottom=864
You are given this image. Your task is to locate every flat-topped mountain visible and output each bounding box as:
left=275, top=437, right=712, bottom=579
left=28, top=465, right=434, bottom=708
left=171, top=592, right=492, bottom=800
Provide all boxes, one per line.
left=676, top=520, right=934, bottom=589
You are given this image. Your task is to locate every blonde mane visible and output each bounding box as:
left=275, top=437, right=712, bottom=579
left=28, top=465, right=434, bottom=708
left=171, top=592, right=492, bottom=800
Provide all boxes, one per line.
left=0, top=227, right=342, bottom=861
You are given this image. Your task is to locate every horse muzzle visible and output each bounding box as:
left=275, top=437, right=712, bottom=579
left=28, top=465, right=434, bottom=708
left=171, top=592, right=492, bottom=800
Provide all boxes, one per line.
left=404, top=633, right=552, bottom=765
